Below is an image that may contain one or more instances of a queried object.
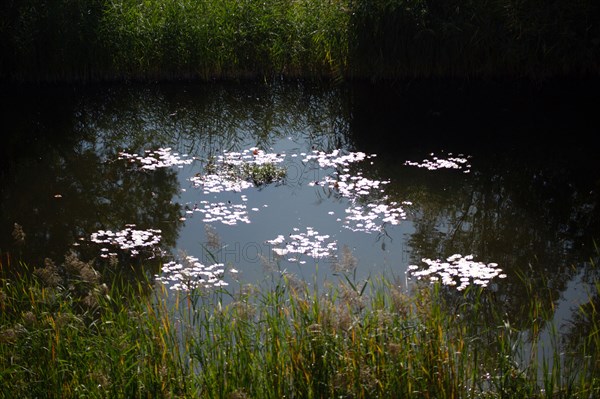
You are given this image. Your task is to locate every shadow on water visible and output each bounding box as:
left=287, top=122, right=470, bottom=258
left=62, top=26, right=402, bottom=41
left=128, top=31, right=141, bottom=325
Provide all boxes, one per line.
left=349, top=77, right=600, bottom=154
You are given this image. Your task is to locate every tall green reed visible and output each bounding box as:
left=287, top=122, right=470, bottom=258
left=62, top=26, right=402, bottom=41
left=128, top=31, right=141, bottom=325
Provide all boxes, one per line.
left=0, top=256, right=195, bottom=398
left=3, top=0, right=597, bottom=81
left=2, top=251, right=599, bottom=397
left=97, top=0, right=349, bottom=81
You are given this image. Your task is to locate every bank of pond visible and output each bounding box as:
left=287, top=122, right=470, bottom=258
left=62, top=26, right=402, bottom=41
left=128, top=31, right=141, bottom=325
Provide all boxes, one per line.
left=1, top=255, right=599, bottom=398
left=1, top=0, right=599, bottom=82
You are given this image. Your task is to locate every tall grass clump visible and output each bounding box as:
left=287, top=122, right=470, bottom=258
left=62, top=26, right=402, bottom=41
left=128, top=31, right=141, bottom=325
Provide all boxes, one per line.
left=0, top=255, right=196, bottom=398
left=0, top=0, right=350, bottom=82
left=98, top=0, right=350, bottom=80
left=158, top=268, right=600, bottom=398
left=2, top=252, right=600, bottom=397
left=347, top=0, right=600, bottom=79
left=2, top=0, right=598, bottom=81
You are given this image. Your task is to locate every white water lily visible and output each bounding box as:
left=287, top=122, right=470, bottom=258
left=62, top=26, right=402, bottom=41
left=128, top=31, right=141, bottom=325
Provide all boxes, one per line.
left=404, top=153, right=471, bottom=173
left=90, top=226, right=162, bottom=257
left=191, top=200, right=251, bottom=225
left=302, top=149, right=373, bottom=168
left=118, top=147, right=194, bottom=170
left=407, top=254, right=504, bottom=290
left=154, top=256, right=227, bottom=291
left=304, top=150, right=409, bottom=233
left=267, top=227, right=337, bottom=262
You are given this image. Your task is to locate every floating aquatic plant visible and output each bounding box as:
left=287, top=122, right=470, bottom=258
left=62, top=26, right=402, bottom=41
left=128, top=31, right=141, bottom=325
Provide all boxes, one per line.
left=407, top=254, right=506, bottom=290
left=154, top=255, right=228, bottom=291
left=190, top=200, right=253, bottom=225
left=404, top=153, right=471, bottom=173
left=191, top=171, right=254, bottom=194
left=190, top=147, right=286, bottom=193
left=221, top=148, right=286, bottom=167
left=267, top=227, right=337, bottom=263
left=302, top=149, right=375, bottom=169
left=118, top=147, right=194, bottom=170
left=242, top=162, right=287, bottom=186
left=342, top=201, right=410, bottom=233
left=90, top=225, right=162, bottom=257
left=305, top=149, right=410, bottom=233
left=310, top=173, right=387, bottom=201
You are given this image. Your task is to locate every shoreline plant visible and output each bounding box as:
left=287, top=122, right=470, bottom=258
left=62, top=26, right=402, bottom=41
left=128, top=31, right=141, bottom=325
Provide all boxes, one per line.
left=1, top=0, right=598, bottom=83
left=1, top=252, right=599, bottom=398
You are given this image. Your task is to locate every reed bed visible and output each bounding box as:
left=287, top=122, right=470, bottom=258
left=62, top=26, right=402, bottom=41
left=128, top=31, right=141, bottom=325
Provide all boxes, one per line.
left=1, top=254, right=599, bottom=398
left=1, top=0, right=598, bottom=82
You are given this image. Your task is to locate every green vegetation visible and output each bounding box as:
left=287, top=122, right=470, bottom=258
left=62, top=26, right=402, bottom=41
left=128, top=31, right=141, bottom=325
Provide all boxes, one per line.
left=1, top=0, right=598, bottom=82
left=2, top=252, right=599, bottom=398
left=242, top=162, right=287, bottom=186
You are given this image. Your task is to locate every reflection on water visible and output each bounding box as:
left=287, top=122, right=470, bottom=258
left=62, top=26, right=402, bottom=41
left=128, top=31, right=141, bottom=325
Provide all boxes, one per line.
left=1, top=80, right=599, bottom=364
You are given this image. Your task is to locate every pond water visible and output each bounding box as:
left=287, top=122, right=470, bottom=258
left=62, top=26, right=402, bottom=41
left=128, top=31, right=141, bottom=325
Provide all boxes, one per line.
left=1, top=80, right=599, bottom=348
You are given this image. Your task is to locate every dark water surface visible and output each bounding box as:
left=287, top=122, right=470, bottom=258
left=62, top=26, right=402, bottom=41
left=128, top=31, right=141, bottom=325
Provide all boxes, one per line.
left=1, top=80, right=599, bottom=345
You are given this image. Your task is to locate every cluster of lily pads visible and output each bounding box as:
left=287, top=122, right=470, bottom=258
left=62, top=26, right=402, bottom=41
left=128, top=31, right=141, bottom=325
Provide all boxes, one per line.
left=90, top=225, right=162, bottom=257
left=404, top=153, right=471, bottom=173
left=117, top=147, right=194, bottom=170
left=153, top=255, right=229, bottom=291
left=407, top=254, right=506, bottom=290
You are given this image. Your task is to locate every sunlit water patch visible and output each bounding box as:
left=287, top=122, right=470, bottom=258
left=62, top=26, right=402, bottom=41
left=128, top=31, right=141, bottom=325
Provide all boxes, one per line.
left=407, top=254, right=506, bottom=290
left=404, top=153, right=472, bottom=173
left=107, top=146, right=413, bottom=286
left=90, top=225, right=162, bottom=258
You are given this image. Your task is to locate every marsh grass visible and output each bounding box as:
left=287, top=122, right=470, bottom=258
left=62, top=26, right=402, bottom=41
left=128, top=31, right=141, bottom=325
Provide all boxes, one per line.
left=1, top=0, right=598, bottom=82
left=1, top=255, right=599, bottom=398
